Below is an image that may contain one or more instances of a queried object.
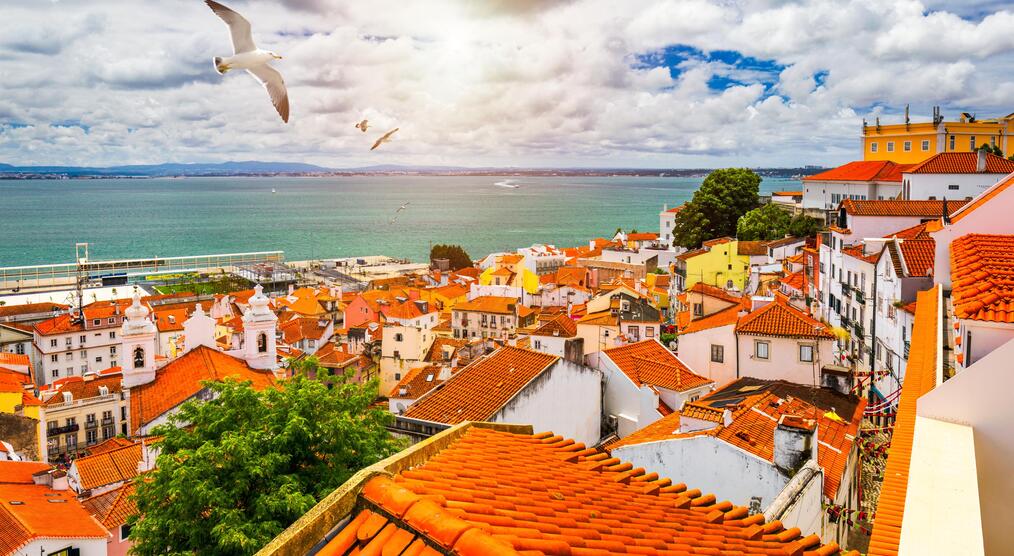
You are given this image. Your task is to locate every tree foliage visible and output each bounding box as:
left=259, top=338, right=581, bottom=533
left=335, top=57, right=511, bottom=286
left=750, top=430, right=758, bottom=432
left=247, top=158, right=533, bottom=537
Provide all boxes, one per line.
left=128, top=359, right=401, bottom=556
left=429, top=244, right=473, bottom=271
left=671, top=168, right=762, bottom=248
left=977, top=143, right=1003, bottom=157
left=737, top=204, right=823, bottom=241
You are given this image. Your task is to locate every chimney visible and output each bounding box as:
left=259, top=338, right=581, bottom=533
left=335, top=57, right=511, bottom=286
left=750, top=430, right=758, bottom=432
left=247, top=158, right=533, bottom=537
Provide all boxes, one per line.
left=976, top=148, right=987, bottom=172
left=773, top=415, right=817, bottom=474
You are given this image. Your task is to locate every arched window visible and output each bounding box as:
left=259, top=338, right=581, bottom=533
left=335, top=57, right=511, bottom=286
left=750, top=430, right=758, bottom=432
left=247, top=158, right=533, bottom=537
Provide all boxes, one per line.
left=133, top=346, right=145, bottom=369
left=257, top=333, right=268, bottom=353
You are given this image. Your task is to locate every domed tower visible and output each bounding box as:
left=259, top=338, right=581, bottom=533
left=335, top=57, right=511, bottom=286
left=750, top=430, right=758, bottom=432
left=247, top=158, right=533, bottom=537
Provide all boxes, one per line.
left=242, top=284, right=278, bottom=370
left=121, top=291, right=158, bottom=388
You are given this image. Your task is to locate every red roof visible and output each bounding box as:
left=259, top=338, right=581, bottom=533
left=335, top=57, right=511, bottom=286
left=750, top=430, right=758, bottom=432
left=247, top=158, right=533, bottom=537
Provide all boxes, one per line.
left=129, top=345, right=277, bottom=433
left=0, top=463, right=107, bottom=554
left=683, top=282, right=743, bottom=305
left=906, top=151, right=1014, bottom=174
left=804, top=160, right=911, bottom=183
left=403, top=346, right=558, bottom=424
left=735, top=297, right=834, bottom=339
left=0, top=302, right=67, bottom=319
left=73, top=442, right=145, bottom=491
left=869, top=287, right=940, bottom=555
left=841, top=198, right=969, bottom=217
left=899, top=239, right=935, bottom=277
left=950, top=234, right=1014, bottom=323
left=531, top=314, right=577, bottom=338
left=388, top=365, right=445, bottom=399
left=453, top=296, right=517, bottom=315
left=43, top=375, right=122, bottom=407
left=603, top=339, right=712, bottom=393
left=82, top=481, right=137, bottom=530
left=317, top=426, right=857, bottom=555
left=681, top=304, right=741, bottom=334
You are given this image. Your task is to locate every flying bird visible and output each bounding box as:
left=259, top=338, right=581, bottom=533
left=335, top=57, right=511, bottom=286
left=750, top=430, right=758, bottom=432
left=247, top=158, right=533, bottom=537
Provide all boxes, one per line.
left=355, top=119, right=369, bottom=132
left=396, top=202, right=410, bottom=212
left=371, top=128, right=399, bottom=151
left=205, top=0, right=289, bottom=123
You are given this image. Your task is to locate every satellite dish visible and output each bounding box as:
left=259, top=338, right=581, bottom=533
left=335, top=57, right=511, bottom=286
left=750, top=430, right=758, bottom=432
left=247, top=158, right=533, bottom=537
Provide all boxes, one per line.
left=395, top=402, right=407, bottom=414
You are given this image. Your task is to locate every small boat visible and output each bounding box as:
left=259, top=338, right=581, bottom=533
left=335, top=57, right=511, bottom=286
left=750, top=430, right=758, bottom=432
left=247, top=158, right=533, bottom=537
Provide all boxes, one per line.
left=271, top=188, right=277, bottom=194
left=494, top=179, right=520, bottom=189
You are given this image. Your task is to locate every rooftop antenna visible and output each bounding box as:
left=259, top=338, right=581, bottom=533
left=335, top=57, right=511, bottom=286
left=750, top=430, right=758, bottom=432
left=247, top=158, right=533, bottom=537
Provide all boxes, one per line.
left=904, top=104, right=910, bottom=129
left=942, top=197, right=951, bottom=225
left=74, top=243, right=89, bottom=322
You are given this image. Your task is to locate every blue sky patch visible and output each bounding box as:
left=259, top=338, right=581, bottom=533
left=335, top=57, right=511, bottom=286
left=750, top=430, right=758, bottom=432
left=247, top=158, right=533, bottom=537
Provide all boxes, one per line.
left=633, top=44, right=785, bottom=92
left=52, top=120, right=90, bottom=133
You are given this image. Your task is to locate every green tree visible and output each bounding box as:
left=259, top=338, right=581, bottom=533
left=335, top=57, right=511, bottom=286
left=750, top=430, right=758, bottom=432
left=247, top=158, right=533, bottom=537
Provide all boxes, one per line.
left=429, top=244, right=473, bottom=271
left=736, top=203, right=791, bottom=241
left=977, top=143, right=1003, bottom=157
left=128, top=359, right=400, bottom=555
left=672, top=168, right=762, bottom=248
left=787, top=214, right=823, bottom=238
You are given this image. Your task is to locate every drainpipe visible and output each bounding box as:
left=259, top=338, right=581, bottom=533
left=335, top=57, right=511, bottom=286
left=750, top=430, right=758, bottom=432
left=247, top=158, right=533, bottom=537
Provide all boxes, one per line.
left=735, top=330, right=740, bottom=378
left=869, top=264, right=878, bottom=372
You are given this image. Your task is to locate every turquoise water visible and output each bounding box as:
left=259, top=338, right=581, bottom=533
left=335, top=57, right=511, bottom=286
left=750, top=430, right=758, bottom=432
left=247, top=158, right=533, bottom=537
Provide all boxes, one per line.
left=0, top=175, right=799, bottom=266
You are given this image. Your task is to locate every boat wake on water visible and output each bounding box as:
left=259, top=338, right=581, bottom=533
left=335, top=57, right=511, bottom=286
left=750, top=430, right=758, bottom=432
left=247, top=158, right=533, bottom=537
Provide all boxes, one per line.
left=493, top=179, right=521, bottom=189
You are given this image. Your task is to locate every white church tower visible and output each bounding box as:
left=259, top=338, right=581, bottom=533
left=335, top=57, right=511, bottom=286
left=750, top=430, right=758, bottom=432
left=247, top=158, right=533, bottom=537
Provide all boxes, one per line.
left=242, top=284, right=277, bottom=370
left=121, top=292, right=158, bottom=388
left=183, top=303, right=217, bottom=352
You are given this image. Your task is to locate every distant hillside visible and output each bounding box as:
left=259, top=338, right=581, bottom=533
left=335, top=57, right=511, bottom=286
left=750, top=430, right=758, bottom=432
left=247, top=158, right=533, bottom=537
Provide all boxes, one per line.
left=0, top=160, right=335, bottom=177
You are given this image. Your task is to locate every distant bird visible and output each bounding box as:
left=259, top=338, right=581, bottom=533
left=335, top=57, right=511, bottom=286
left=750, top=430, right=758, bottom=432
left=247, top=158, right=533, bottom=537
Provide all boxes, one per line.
left=396, top=202, right=410, bottom=212
left=205, top=0, right=289, bottom=123
left=371, top=128, right=399, bottom=151
left=355, top=119, right=369, bottom=133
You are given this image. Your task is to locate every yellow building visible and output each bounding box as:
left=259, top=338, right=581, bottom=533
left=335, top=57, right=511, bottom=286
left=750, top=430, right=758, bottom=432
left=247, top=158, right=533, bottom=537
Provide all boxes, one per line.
left=863, top=108, right=1013, bottom=164
left=675, top=237, right=751, bottom=291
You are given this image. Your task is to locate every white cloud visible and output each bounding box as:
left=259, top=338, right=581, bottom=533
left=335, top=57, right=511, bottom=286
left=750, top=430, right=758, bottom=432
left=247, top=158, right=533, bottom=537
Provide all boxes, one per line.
left=0, top=0, right=1010, bottom=167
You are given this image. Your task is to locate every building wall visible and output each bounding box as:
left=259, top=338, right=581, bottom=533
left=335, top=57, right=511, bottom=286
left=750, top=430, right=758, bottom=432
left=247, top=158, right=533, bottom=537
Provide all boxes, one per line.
left=600, top=357, right=643, bottom=438
left=736, top=334, right=832, bottom=386
left=493, top=360, right=602, bottom=447
left=451, top=309, right=516, bottom=340
left=41, top=392, right=128, bottom=462
left=685, top=242, right=750, bottom=291
left=930, top=183, right=1014, bottom=289
left=613, top=435, right=789, bottom=509
left=15, top=539, right=108, bottom=556
left=676, top=325, right=737, bottom=386
left=105, top=526, right=133, bottom=556
left=863, top=124, right=940, bottom=164
left=34, top=326, right=121, bottom=386
left=905, top=172, right=1007, bottom=201
left=959, top=321, right=1014, bottom=370
left=576, top=323, right=620, bottom=361
left=803, top=180, right=901, bottom=211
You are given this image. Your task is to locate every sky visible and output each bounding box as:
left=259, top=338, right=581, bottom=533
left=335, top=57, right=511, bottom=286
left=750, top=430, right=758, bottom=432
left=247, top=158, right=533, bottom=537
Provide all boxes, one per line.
left=0, top=0, right=1012, bottom=168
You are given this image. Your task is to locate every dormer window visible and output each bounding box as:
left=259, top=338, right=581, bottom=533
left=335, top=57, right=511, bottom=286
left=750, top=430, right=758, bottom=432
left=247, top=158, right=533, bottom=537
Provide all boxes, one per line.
left=133, top=346, right=145, bottom=369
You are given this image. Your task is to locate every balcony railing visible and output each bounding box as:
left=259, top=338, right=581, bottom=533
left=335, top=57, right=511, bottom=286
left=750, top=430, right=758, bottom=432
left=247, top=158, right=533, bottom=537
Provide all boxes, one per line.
left=85, top=420, right=98, bottom=430
left=841, top=283, right=852, bottom=298
left=853, top=322, right=865, bottom=337
left=840, top=316, right=852, bottom=329
left=904, top=340, right=911, bottom=359
left=854, top=290, right=866, bottom=304
left=101, top=417, right=114, bottom=426
left=48, top=423, right=79, bottom=435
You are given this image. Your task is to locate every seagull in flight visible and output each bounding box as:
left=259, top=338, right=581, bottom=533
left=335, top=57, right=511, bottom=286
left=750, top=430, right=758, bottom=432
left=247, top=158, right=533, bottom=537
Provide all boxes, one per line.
left=371, top=128, right=399, bottom=151
left=205, top=0, right=289, bottom=123
left=355, top=119, right=369, bottom=133
left=396, top=202, right=410, bottom=212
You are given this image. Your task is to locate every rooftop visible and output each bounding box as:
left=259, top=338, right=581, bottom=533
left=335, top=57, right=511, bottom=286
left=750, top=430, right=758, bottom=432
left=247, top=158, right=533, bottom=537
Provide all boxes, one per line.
left=72, top=441, right=146, bottom=492
left=840, top=198, right=969, bottom=218
left=906, top=151, right=1014, bottom=174
left=81, top=481, right=137, bottom=530
left=735, top=297, right=834, bottom=339
left=453, top=296, right=517, bottom=315
left=530, top=314, right=578, bottom=338
left=950, top=234, right=1014, bottom=323
left=267, top=423, right=856, bottom=556
left=603, top=339, right=712, bottom=393
left=42, top=374, right=122, bottom=407
left=402, top=346, right=558, bottom=425
left=804, top=160, right=912, bottom=183
left=389, top=365, right=445, bottom=399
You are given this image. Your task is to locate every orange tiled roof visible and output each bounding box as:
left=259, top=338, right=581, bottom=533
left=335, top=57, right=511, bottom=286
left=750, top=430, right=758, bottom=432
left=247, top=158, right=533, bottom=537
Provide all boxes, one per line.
left=279, top=316, right=329, bottom=344
left=603, top=339, right=712, bottom=392
left=681, top=304, right=741, bottom=334
left=389, top=365, right=444, bottom=399
left=531, top=314, right=578, bottom=338
left=840, top=198, right=969, bottom=217
left=886, top=221, right=932, bottom=240
left=87, top=436, right=135, bottom=456
left=736, top=297, right=834, bottom=338
left=869, top=286, right=940, bottom=555
left=82, top=481, right=137, bottom=530
left=906, top=151, right=1014, bottom=174
left=129, top=345, right=276, bottom=433
left=736, top=240, right=769, bottom=256
left=779, top=270, right=805, bottom=291
left=402, top=346, right=558, bottom=425
left=73, top=442, right=146, bottom=491
left=804, top=160, right=910, bottom=183
left=842, top=244, right=881, bottom=264
left=34, top=302, right=126, bottom=336
left=43, top=375, right=122, bottom=407
left=611, top=378, right=864, bottom=500
left=0, top=352, right=31, bottom=370
left=276, top=288, right=327, bottom=316
left=684, top=282, right=743, bottom=305
left=665, top=203, right=687, bottom=213
left=950, top=234, right=1014, bottom=322
left=425, top=337, right=466, bottom=363
left=0, top=302, right=67, bottom=319
left=772, top=190, right=803, bottom=196
left=898, top=239, right=935, bottom=277
left=453, top=296, right=517, bottom=315
left=625, top=232, right=658, bottom=241
left=318, top=426, right=856, bottom=556
left=0, top=464, right=107, bottom=554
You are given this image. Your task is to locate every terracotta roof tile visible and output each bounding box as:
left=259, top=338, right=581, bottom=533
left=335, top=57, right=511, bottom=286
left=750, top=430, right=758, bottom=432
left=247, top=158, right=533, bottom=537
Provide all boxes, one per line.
left=680, top=304, right=741, bottom=334
left=389, top=365, right=445, bottom=399
left=42, top=375, right=122, bottom=407
left=841, top=198, right=969, bottom=217
left=424, top=337, right=466, bottom=363
left=129, top=345, right=276, bottom=433
left=906, top=151, right=1014, bottom=174
left=87, top=436, right=135, bottom=456
left=611, top=378, right=864, bottom=499
left=735, top=298, right=834, bottom=339
left=402, top=346, right=558, bottom=425
left=603, top=339, right=712, bottom=392
left=898, top=239, right=935, bottom=277
left=319, top=426, right=856, bottom=555
left=73, top=442, right=146, bottom=491
left=804, top=160, right=911, bottom=183
left=279, top=317, right=329, bottom=344
left=453, top=296, right=517, bottom=315
left=82, top=481, right=137, bottom=529
left=0, top=302, right=67, bottom=319
left=869, top=286, right=940, bottom=555
left=531, top=315, right=578, bottom=338
left=950, top=234, right=1014, bottom=323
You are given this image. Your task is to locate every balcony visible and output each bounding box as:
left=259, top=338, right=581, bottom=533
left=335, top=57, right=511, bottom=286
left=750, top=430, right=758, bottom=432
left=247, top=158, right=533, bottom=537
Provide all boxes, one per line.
left=841, top=283, right=852, bottom=298
left=854, top=289, right=866, bottom=304
left=85, top=420, right=98, bottom=430
left=840, top=316, right=852, bottom=330
left=853, top=322, right=865, bottom=337
left=102, top=416, right=114, bottom=426
left=48, top=423, right=79, bottom=435
left=904, top=340, right=911, bottom=359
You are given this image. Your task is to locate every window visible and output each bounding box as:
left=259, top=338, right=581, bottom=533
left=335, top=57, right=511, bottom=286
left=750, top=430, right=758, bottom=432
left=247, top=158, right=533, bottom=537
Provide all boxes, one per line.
left=922, top=140, right=930, bottom=151
left=51, top=354, right=58, bottom=362
left=948, top=184, right=959, bottom=190
left=799, top=344, right=814, bottom=363
left=95, top=356, right=102, bottom=363
left=394, top=373, right=401, bottom=380
left=66, top=337, right=72, bottom=346
left=50, top=339, right=57, bottom=348
left=120, top=524, right=133, bottom=542
left=394, top=333, right=403, bottom=342
left=870, top=142, right=878, bottom=153
left=533, top=339, right=542, bottom=350
left=949, top=135, right=955, bottom=150
left=86, top=430, right=98, bottom=445
left=646, top=327, right=655, bottom=338
left=65, top=353, right=72, bottom=361
left=133, top=346, right=145, bottom=369
left=15, top=344, right=24, bottom=355
left=121, top=407, right=127, bottom=420
left=886, top=142, right=894, bottom=152
left=109, top=331, right=116, bottom=339
left=52, top=369, right=59, bottom=378
left=903, top=141, right=911, bottom=151
left=110, top=346, right=117, bottom=355
left=79, top=335, right=86, bottom=343
left=257, top=333, right=267, bottom=353
left=970, top=136, right=976, bottom=150
left=108, top=317, right=115, bottom=324
left=754, top=340, right=770, bottom=360
left=710, top=344, right=724, bottom=363
left=693, top=303, right=703, bottom=317
left=93, top=319, right=100, bottom=326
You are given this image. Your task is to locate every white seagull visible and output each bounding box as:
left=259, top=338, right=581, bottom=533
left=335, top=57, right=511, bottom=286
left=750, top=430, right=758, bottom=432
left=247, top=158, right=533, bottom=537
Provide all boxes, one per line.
left=371, top=128, right=399, bottom=151
left=355, top=119, right=369, bottom=133
left=205, top=0, right=289, bottom=123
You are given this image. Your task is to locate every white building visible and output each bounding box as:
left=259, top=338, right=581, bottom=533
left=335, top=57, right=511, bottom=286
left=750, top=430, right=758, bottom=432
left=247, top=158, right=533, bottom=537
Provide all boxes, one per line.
left=802, top=161, right=909, bottom=219
left=379, top=300, right=438, bottom=394
left=901, top=151, right=1014, bottom=201
left=599, top=339, right=714, bottom=438
left=33, top=301, right=125, bottom=386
